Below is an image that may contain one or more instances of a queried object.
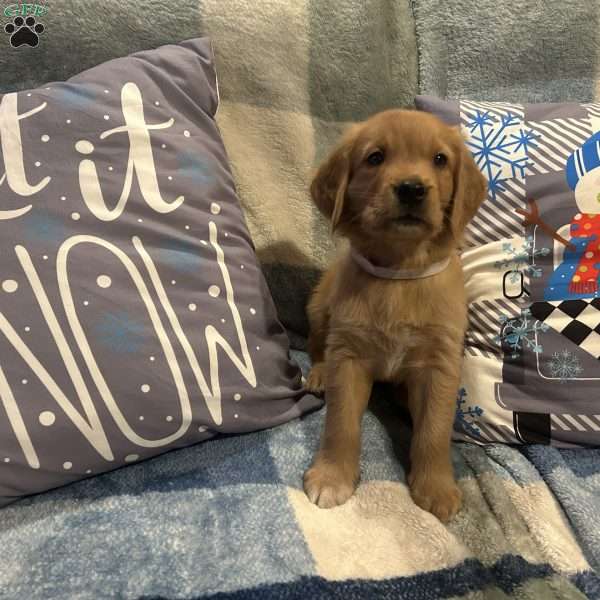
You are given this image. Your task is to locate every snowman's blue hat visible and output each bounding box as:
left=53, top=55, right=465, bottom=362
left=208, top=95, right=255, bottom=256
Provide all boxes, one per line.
left=566, top=131, right=600, bottom=190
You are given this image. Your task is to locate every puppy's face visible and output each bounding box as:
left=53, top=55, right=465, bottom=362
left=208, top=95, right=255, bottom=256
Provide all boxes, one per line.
left=346, top=113, right=457, bottom=240
left=311, top=110, right=486, bottom=250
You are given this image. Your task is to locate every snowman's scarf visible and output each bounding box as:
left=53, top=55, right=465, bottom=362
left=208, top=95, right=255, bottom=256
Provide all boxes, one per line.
left=568, top=212, right=600, bottom=295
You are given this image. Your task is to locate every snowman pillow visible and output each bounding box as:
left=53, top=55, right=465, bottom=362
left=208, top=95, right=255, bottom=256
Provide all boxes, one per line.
left=417, top=96, right=600, bottom=448
left=0, top=38, right=322, bottom=506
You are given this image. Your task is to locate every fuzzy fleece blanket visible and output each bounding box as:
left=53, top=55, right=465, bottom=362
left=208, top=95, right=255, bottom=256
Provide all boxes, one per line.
left=412, top=0, right=600, bottom=103
left=1, top=352, right=599, bottom=599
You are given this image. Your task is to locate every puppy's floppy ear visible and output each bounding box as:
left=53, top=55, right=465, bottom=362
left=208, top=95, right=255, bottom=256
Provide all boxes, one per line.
left=310, top=126, right=358, bottom=233
left=449, top=131, right=487, bottom=240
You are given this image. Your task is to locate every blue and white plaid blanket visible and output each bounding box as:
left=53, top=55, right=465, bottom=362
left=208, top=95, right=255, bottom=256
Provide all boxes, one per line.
left=1, top=352, right=599, bottom=599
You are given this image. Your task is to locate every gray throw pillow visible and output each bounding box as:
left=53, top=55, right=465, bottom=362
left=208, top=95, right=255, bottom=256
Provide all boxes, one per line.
left=0, top=38, right=321, bottom=506
left=417, top=95, right=600, bottom=447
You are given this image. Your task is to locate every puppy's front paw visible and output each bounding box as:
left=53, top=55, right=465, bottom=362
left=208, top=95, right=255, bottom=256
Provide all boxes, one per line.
left=303, top=459, right=357, bottom=508
left=409, top=474, right=462, bottom=523
left=305, top=363, right=326, bottom=393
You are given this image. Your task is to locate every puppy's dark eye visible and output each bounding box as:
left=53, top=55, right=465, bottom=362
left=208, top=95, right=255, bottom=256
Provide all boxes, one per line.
left=366, top=150, right=385, bottom=166
left=434, top=153, right=448, bottom=167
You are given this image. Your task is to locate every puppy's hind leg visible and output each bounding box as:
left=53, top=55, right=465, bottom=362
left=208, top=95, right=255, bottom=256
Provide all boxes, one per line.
left=306, top=335, right=327, bottom=393
left=305, top=278, right=331, bottom=393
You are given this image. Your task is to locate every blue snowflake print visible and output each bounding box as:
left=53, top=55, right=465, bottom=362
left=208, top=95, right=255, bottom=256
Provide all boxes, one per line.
left=454, top=388, right=484, bottom=439
left=94, top=311, right=146, bottom=354
left=494, top=236, right=550, bottom=282
left=465, top=111, right=539, bottom=199
left=546, top=349, right=584, bottom=383
left=495, top=308, right=549, bottom=359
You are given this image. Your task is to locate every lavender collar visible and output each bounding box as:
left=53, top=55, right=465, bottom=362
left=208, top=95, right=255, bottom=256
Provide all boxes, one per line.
left=350, top=248, right=451, bottom=280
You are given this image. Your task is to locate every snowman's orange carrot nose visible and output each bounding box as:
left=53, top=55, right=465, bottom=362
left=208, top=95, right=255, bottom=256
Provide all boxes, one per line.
left=515, top=199, right=576, bottom=251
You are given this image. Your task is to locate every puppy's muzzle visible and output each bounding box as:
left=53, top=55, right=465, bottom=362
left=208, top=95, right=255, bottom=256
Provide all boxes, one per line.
left=394, top=179, right=427, bottom=208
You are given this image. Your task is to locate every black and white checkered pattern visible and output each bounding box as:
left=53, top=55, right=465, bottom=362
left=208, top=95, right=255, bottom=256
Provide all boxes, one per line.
left=531, top=299, right=600, bottom=359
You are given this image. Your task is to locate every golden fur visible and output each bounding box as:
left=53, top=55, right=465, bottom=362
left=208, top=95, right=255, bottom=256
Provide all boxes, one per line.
left=303, top=109, right=486, bottom=522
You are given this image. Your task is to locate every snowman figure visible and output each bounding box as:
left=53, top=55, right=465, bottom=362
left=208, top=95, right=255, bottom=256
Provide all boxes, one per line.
left=519, top=131, right=600, bottom=301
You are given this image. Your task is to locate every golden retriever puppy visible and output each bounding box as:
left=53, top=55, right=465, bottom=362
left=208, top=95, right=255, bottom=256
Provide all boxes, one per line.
left=303, top=109, right=486, bottom=522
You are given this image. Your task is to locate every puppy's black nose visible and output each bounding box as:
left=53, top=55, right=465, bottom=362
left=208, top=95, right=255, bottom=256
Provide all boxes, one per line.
left=395, top=180, right=427, bottom=205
